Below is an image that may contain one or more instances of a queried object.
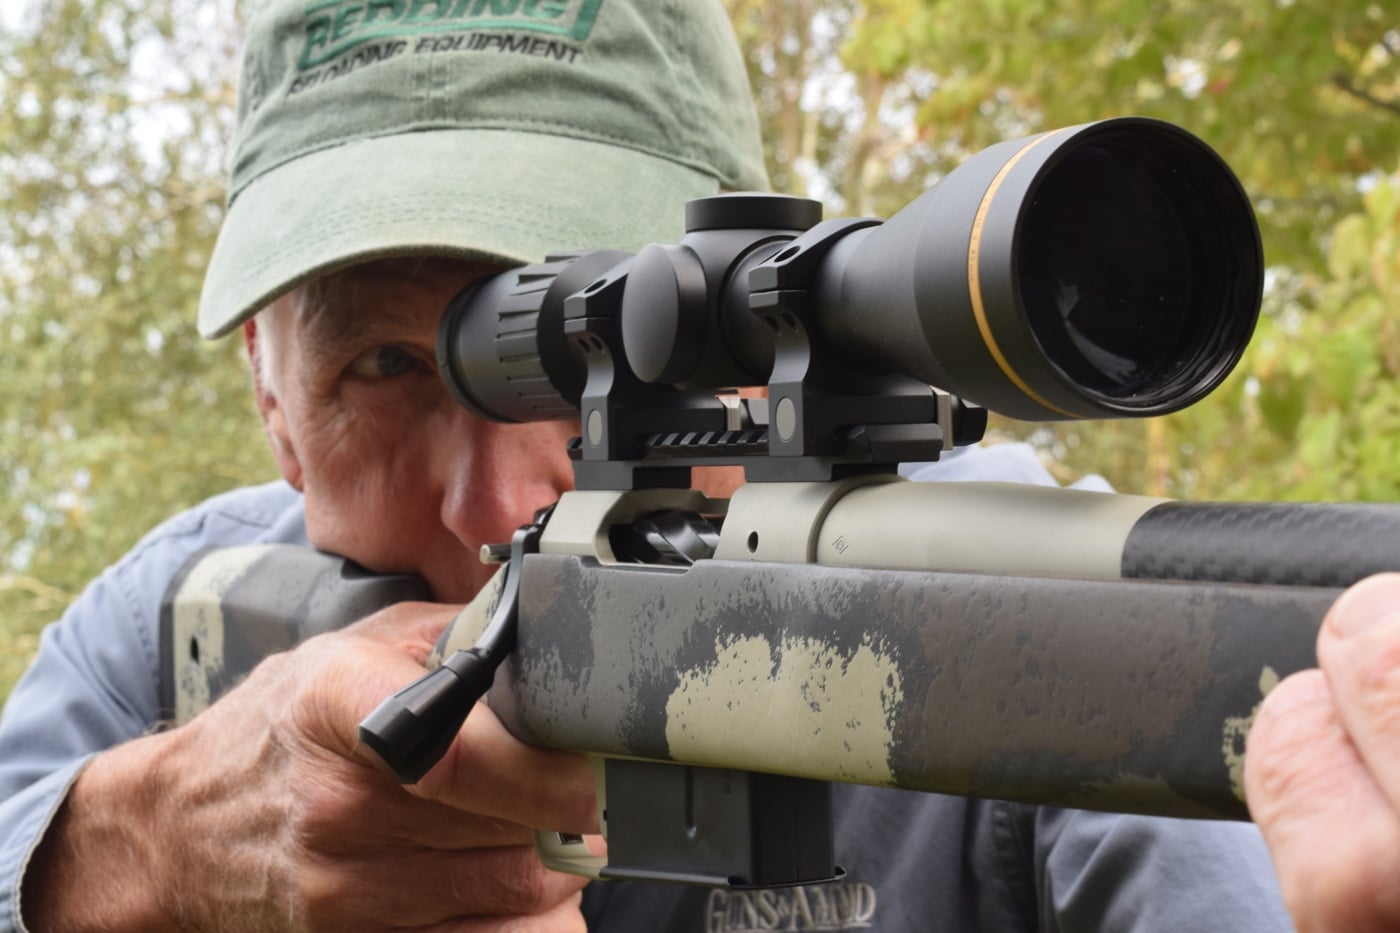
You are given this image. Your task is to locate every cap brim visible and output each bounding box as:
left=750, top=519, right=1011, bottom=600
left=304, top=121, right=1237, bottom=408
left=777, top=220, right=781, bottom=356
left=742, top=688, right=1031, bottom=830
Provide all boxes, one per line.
left=198, top=129, right=720, bottom=338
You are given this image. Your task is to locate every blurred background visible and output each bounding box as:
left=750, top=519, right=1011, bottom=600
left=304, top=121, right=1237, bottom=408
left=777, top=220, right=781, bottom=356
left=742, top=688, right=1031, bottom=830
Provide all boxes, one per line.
left=1, top=0, right=1396, bottom=700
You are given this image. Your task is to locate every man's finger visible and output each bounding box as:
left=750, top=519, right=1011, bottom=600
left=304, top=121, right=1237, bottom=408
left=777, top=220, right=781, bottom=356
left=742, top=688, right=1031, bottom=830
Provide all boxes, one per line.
left=424, top=891, right=587, bottom=933
left=288, top=765, right=536, bottom=852
left=295, top=844, right=589, bottom=929
left=347, top=600, right=465, bottom=661
left=1316, top=574, right=1400, bottom=810
left=410, top=704, right=600, bottom=836
left=282, top=606, right=468, bottom=759
left=1246, top=668, right=1400, bottom=930
left=274, top=613, right=597, bottom=835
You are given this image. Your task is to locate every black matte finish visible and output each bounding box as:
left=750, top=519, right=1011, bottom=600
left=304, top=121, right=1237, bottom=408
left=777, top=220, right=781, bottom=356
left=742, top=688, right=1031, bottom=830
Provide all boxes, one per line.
left=437, top=250, right=633, bottom=423
left=620, top=244, right=709, bottom=384
left=685, top=194, right=822, bottom=233
left=601, top=760, right=840, bottom=887
left=357, top=651, right=494, bottom=783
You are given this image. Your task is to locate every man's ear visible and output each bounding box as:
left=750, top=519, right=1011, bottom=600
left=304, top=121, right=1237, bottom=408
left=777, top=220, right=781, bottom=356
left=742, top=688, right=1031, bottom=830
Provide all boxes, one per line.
left=244, top=316, right=305, bottom=491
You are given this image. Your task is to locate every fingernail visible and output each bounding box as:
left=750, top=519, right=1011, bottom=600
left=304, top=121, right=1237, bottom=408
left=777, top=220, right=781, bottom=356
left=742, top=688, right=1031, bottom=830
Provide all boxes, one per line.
left=1328, top=573, right=1400, bottom=638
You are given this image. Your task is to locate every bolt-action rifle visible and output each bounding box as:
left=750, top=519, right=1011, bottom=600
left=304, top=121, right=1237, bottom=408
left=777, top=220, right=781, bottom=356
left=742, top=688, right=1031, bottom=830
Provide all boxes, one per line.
left=163, top=117, right=1400, bottom=890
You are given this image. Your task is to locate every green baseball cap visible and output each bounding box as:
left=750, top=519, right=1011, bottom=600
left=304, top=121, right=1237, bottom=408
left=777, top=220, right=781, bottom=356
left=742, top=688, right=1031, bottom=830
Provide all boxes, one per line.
left=198, top=0, right=769, bottom=338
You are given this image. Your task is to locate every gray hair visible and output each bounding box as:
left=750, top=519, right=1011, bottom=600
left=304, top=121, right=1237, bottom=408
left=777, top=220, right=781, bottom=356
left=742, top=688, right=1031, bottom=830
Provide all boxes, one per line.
left=250, top=256, right=499, bottom=399
left=251, top=279, right=331, bottom=400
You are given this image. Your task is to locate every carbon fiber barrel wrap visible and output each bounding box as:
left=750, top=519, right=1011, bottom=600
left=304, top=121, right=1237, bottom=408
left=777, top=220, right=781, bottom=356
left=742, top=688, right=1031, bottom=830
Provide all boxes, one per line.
left=1122, top=501, right=1400, bottom=587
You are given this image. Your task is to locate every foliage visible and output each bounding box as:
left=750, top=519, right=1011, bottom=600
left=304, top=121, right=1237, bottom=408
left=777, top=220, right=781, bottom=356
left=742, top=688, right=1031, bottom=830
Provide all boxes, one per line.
left=0, top=0, right=272, bottom=700
left=726, top=0, right=1399, bottom=499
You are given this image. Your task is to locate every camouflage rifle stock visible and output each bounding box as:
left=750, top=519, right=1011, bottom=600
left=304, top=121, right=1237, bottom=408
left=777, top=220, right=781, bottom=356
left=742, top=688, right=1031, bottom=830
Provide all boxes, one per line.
left=164, top=482, right=1400, bottom=885
left=162, top=117, right=1400, bottom=888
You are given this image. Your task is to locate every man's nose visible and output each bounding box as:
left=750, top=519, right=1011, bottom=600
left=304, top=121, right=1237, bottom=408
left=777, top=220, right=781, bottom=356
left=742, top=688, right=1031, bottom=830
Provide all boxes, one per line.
left=434, top=411, right=573, bottom=549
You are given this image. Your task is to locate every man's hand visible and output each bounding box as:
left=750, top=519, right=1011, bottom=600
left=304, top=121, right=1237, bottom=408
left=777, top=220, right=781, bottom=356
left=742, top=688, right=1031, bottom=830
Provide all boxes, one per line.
left=23, top=603, right=598, bottom=932
left=1246, top=573, right=1400, bottom=932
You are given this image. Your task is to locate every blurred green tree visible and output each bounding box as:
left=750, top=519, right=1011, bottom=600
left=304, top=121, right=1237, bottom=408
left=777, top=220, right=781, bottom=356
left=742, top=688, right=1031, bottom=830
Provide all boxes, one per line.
left=0, top=0, right=273, bottom=699
left=726, top=0, right=1399, bottom=499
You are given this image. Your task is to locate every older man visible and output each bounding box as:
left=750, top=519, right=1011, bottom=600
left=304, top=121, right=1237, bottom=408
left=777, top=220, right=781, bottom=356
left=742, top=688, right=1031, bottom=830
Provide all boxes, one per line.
left=0, top=1, right=1294, bottom=930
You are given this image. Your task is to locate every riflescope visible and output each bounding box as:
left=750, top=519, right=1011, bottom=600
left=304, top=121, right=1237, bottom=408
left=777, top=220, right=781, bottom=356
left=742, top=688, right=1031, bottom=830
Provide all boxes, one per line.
left=440, top=117, right=1262, bottom=431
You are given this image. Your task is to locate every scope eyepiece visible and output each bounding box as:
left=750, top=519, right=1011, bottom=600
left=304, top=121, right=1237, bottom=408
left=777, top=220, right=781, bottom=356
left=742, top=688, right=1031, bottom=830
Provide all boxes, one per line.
left=437, top=250, right=634, bottom=423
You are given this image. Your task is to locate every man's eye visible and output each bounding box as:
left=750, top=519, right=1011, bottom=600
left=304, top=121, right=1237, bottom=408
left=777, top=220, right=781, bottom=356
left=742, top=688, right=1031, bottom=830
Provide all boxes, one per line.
left=347, top=346, right=424, bottom=379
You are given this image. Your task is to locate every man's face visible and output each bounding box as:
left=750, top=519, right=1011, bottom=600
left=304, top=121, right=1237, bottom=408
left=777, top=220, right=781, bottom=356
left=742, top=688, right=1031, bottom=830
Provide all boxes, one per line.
left=252, top=259, right=576, bottom=603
